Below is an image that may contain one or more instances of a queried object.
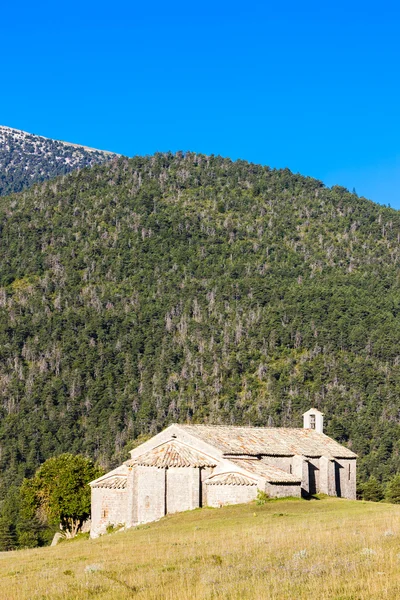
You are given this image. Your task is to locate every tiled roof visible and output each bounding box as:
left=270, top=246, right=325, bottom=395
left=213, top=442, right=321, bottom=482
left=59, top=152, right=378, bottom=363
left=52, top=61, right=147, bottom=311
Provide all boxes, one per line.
left=230, top=458, right=301, bottom=483
left=92, top=475, right=127, bottom=490
left=126, top=440, right=217, bottom=469
left=90, top=465, right=128, bottom=489
left=205, top=472, right=257, bottom=486
left=176, top=425, right=356, bottom=458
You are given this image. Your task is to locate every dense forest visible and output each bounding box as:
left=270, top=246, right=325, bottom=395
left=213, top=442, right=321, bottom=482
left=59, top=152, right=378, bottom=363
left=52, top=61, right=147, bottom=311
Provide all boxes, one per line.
left=1, top=151, right=400, bottom=545
left=0, top=126, right=115, bottom=196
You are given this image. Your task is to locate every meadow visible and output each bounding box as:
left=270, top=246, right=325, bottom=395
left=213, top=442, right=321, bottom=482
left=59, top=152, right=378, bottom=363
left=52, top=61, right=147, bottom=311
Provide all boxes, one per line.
left=1, top=497, right=400, bottom=599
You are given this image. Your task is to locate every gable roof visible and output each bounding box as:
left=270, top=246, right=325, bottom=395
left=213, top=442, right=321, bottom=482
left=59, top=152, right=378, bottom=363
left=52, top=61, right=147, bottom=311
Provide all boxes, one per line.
left=90, top=465, right=128, bottom=489
left=205, top=472, right=257, bottom=486
left=126, top=440, right=217, bottom=469
left=175, top=425, right=356, bottom=458
left=302, top=408, right=323, bottom=416
left=92, top=475, right=127, bottom=490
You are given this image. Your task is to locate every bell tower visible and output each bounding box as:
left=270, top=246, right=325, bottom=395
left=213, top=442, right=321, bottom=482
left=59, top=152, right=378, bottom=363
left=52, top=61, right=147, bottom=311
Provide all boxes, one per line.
left=302, top=408, right=324, bottom=433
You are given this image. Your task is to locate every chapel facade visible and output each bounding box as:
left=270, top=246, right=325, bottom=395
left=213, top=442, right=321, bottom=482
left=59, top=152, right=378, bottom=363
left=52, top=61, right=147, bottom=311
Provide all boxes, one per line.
left=89, top=408, right=357, bottom=537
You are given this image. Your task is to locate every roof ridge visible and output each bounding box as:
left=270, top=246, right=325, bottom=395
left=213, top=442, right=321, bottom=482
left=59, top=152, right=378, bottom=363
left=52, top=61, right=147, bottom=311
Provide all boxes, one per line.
left=127, top=438, right=217, bottom=468
left=89, top=464, right=128, bottom=486
left=173, top=423, right=356, bottom=458
left=176, top=423, right=308, bottom=430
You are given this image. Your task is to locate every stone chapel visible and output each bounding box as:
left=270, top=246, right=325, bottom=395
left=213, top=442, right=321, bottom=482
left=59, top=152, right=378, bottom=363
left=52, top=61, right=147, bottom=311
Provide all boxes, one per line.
left=89, top=408, right=357, bottom=537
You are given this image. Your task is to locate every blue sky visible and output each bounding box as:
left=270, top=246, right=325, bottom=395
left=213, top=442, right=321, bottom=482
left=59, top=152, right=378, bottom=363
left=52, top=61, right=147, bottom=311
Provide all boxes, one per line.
left=1, top=1, right=399, bottom=206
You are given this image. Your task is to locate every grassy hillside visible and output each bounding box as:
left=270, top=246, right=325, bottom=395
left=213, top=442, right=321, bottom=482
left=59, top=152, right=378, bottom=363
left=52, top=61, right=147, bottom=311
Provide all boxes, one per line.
left=1, top=152, right=400, bottom=544
left=1, top=498, right=400, bottom=599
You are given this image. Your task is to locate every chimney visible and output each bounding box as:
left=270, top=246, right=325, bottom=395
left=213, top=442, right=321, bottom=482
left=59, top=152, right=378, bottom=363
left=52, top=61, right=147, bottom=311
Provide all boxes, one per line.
left=302, top=408, right=324, bottom=433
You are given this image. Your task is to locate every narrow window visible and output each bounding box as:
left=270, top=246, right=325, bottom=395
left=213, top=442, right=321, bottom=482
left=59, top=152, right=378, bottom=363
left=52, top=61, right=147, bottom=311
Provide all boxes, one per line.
left=310, top=414, right=316, bottom=429
left=101, top=508, right=109, bottom=519
left=348, top=464, right=351, bottom=480
left=289, top=464, right=292, bottom=474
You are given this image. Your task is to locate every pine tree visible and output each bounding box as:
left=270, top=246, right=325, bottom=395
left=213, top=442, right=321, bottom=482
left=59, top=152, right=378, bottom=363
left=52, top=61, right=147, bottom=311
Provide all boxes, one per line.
left=385, top=474, right=400, bottom=504
left=361, top=476, right=384, bottom=502
left=0, top=517, right=16, bottom=551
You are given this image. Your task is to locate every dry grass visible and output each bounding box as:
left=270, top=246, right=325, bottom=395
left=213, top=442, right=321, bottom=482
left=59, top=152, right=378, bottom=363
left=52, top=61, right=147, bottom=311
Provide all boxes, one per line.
left=1, top=497, right=400, bottom=599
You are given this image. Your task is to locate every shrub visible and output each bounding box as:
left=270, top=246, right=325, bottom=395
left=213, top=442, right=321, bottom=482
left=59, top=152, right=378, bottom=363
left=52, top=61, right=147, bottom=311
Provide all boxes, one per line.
left=256, top=490, right=270, bottom=505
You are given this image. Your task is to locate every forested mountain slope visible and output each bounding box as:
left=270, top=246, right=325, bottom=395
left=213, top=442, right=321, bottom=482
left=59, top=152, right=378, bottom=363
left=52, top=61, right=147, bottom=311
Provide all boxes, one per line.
left=0, top=126, right=116, bottom=196
left=0, top=152, right=400, bottom=509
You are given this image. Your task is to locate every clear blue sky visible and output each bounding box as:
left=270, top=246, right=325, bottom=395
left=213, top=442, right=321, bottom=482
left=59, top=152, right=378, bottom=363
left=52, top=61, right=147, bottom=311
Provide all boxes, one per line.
left=1, top=1, right=399, bottom=206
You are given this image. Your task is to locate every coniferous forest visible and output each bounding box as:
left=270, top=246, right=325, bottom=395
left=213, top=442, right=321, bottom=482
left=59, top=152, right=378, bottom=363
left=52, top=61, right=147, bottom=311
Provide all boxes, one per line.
left=1, top=151, right=400, bottom=545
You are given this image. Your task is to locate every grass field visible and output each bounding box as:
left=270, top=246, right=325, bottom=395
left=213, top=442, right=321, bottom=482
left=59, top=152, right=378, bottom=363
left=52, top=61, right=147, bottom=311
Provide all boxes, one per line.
left=1, top=497, right=400, bottom=599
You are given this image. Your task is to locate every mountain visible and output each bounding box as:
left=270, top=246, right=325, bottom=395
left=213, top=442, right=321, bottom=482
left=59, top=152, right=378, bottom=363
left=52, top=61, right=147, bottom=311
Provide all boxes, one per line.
left=1, top=150, right=400, bottom=545
left=0, top=126, right=117, bottom=196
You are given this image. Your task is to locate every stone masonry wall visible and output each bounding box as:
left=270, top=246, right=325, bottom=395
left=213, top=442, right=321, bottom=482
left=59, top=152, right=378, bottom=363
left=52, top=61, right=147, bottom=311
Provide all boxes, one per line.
left=90, top=487, right=127, bottom=537
left=206, top=484, right=257, bottom=507
left=265, top=482, right=301, bottom=498
left=319, top=456, right=336, bottom=496
left=135, top=466, right=166, bottom=524
left=306, top=458, right=320, bottom=495
left=335, top=458, right=357, bottom=500
left=200, top=466, right=214, bottom=507
left=167, top=467, right=192, bottom=514
left=262, top=456, right=292, bottom=472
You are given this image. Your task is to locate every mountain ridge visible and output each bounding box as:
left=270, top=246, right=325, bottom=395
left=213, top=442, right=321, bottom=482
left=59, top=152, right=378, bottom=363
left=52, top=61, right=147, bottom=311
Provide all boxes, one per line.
left=0, top=125, right=118, bottom=196
left=0, top=125, right=119, bottom=155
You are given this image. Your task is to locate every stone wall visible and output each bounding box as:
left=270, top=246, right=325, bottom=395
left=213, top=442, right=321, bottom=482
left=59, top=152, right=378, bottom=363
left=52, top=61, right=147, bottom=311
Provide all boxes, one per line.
left=266, top=455, right=355, bottom=499
left=262, top=456, right=292, bottom=473
left=167, top=468, right=192, bottom=514
left=319, top=456, right=335, bottom=496
left=131, top=466, right=204, bottom=524
left=306, top=458, right=320, bottom=495
left=335, top=458, right=357, bottom=500
left=265, top=455, right=313, bottom=495
left=126, top=467, right=134, bottom=528
left=206, top=484, right=257, bottom=507
left=135, top=466, right=166, bottom=524
left=90, top=487, right=127, bottom=537
left=200, top=466, right=214, bottom=506
left=190, top=467, right=201, bottom=510
left=265, top=482, right=301, bottom=498
left=291, top=455, right=309, bottom=494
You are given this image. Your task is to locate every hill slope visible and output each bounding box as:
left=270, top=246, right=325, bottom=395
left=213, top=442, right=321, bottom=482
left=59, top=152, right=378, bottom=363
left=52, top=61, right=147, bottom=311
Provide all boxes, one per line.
left=0, top=152, right=400, bottom=527
left=1, top=498, right=400, bottom=599
left=0, top=126, right=117, bottom=195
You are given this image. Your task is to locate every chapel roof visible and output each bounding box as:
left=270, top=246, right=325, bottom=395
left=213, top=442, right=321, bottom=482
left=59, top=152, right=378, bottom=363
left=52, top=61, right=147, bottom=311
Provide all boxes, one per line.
left=205, top=471, right=257, bottom=486
left=126, top=440, right=217, bottom=469
left=204, top=458, right=301, bottom=485
left=90, top=465, right=128, bottom=489
left=92, top=475, right=127, bottom=490
left=175, top=424, right=356, bottom=458
left=229, top=458, right=302, bottom=483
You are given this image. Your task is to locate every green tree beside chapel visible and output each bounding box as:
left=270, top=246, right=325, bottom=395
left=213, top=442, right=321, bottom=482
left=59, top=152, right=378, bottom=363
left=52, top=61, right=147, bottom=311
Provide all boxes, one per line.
left=18, top=454, right=103, bottom=546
